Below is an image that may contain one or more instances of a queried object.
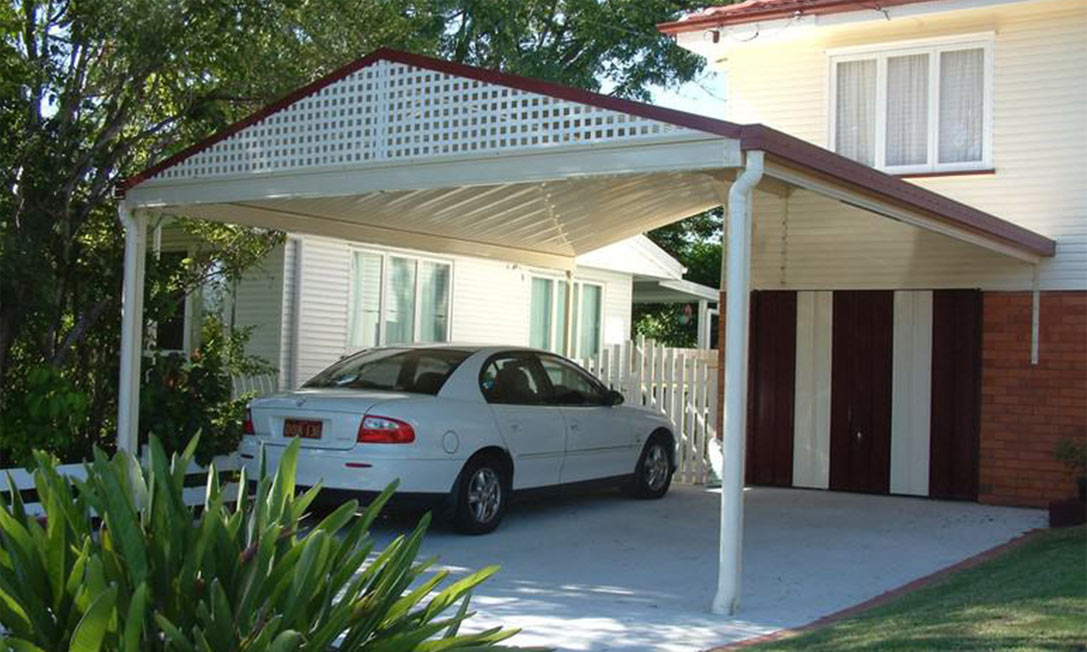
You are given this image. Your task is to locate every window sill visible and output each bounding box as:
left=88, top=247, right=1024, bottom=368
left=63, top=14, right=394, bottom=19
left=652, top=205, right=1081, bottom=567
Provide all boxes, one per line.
left=894, top=168, right=995, bottom=179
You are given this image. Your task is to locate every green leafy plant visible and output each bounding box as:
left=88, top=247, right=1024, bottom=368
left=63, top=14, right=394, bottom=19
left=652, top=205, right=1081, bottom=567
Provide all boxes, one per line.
left=0, top=435, right=535, bottom=651
left=0, top=364, right=92, bottom=466
left=1054, top=438, right=1086, bottom=501
left=140, top=316, right=274, bottom=466
left=1054, top=439, right=1086, bottom=477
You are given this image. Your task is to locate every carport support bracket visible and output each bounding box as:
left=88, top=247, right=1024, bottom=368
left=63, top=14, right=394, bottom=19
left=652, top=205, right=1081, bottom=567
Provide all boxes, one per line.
left=713, top=150, right=763, bottom=616
left=117, top=202, right=147, bottom=453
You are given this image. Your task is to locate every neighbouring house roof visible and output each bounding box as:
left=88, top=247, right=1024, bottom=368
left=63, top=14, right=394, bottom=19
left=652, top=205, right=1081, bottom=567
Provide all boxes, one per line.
left=119, top=48, right=1056, bottom=260
left=657, top=0, right=944, bottom=34
left=577, top=235, right=688, bottom=280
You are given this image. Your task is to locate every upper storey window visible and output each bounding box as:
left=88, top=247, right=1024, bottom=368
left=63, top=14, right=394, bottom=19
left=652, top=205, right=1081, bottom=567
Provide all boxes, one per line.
left=830, top=36, right=993, bottom=174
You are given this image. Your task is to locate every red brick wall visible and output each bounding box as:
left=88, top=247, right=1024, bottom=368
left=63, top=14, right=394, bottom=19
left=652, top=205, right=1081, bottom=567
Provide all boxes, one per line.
left=979, top=291, right=1087, bottom=507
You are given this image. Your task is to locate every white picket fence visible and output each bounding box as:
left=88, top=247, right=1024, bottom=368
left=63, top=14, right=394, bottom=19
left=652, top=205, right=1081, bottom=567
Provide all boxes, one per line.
left=1, top=452, right=240, bottom=516
left=232, top=373, right=280, bottom=399
left=581, top=337, right=718, bottom=485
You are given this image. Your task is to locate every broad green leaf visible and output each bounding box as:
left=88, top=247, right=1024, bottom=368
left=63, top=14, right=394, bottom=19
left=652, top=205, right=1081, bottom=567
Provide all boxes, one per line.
left=69, top=585, right=117, bottom=652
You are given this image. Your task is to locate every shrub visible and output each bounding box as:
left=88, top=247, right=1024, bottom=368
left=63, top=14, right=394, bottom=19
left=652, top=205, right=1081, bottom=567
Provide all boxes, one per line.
left=1055, top=438, right=1086, bottom=477
left=0, top=436, right=535, bottom=651
left=0, top=364, right=92, bottom=467
left=140, top=316, right=273, bottom=466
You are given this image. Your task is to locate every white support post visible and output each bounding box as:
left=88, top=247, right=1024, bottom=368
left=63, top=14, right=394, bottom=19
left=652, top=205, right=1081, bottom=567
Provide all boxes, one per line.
left=713, top=150, right=764, bottom=616
left=117, top=202, right=148, bottom=453
left=697, top=300, right=710, bottom=349
left=562, top=270, right=575, bottom=358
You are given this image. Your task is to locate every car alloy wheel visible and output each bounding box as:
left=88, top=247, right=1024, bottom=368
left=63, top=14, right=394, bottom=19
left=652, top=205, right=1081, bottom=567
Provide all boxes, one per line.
left=467, top=467, right=502, bottom=524
left=644, top=443, right=669, bottom=492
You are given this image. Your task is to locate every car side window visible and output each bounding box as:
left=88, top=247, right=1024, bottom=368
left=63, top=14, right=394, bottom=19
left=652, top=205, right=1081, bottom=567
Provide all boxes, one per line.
left=538, top=355, right=608, bottom=406
left=480, top=355, right=547, bottom=405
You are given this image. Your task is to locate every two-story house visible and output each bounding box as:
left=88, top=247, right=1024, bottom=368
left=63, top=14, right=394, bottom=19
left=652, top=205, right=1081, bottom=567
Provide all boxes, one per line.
left=660, top=0, right=1086, bottom=508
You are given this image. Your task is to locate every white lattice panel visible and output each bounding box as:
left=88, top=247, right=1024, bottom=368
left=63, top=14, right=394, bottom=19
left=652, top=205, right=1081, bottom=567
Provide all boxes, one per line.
left=152, top=60, right=698, bottom=182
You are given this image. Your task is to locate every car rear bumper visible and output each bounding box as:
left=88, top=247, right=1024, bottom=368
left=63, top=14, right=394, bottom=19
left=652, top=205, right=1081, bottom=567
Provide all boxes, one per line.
left=238, top=437, right=462, bottom=496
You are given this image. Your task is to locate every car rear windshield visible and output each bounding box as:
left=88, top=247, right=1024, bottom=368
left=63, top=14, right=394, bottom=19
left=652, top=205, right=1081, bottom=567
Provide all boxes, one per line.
left=303, top=348, right=471, bottom=395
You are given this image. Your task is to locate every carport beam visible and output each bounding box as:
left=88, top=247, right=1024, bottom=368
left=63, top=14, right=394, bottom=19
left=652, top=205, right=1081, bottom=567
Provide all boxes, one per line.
left=117, top=202, right=147, bottom=453
left=713, top=150, right=763, bottom=615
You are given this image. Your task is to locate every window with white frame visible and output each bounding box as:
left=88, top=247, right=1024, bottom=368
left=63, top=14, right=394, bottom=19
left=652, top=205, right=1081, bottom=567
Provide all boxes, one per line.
left=830, top=36, right=992, bottom=174
left=348, top=250, right=451, bottom=348
left=529, top=277, right=603, bottom=358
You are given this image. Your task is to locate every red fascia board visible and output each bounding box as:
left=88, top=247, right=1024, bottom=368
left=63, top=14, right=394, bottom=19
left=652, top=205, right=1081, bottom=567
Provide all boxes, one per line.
left=657, top=0, right=939, bottom=35
left=739, top=124, right=1057, bottom=257
left=118, top=48, right=742, bottom=195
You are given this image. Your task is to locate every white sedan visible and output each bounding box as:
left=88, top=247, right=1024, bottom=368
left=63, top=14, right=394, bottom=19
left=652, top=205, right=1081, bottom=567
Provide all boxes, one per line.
left=240, top=344, right=677, bottom=533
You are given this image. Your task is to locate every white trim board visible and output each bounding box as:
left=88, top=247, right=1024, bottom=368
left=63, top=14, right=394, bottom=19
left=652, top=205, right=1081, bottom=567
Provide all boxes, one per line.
left=890, top=291, right=934, bottom=496
left=792, top=291, right=833, bottom=489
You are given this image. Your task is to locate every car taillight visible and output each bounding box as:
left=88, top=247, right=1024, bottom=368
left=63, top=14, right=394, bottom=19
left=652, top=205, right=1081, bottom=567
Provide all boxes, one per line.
left=243, top=408, right=255, bottom=435
left=357, top=415, right=415, bottom=444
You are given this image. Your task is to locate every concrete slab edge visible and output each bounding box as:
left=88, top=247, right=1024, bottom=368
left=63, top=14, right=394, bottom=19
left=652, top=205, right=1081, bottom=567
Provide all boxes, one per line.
left=703, top=527, right=1050, bottom=652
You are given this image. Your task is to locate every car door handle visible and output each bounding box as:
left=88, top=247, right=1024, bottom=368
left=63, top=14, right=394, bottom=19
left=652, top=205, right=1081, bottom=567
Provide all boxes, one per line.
left=509, top=422, right=521, bottom=432
left=569, top=422, right=581, bottom=431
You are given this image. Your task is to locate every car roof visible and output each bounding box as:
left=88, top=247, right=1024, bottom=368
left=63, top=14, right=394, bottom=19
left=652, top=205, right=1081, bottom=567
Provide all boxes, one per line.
left=376, top=343, right=553, bottom=355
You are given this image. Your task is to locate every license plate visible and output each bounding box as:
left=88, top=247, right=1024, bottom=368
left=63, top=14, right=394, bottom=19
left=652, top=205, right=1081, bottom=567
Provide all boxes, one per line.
left=284, top=419, right=322, bottom=439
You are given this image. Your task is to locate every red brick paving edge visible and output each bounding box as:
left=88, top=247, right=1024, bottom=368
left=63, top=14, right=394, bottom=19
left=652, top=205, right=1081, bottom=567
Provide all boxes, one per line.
left=704, top=527, right=1049, bottom=651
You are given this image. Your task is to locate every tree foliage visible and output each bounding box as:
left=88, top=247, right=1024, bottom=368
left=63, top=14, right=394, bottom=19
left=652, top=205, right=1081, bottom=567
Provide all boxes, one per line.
left=635, top=209, right=722, bottom=347
left=1, top=0, right=709, bottom=460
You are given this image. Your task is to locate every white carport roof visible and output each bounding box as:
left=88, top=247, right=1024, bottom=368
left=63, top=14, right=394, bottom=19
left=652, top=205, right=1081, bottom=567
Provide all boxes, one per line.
left=118, top=48, right=1054, bottom=268
left=113, top=48, right=1056, bottom=618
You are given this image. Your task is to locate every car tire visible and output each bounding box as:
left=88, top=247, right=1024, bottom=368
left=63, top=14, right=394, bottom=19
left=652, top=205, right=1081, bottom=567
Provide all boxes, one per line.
left=452, top=456, right=508, bottom=535
left=627, top=435, right=674, bottom=499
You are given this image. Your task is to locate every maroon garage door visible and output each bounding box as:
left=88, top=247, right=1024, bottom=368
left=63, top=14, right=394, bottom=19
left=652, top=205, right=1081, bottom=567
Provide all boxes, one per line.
left=745, top=291, right=797, bottom=487
left=929, top=289, right=982, bottom=500
left=829, top=291, right=894, bottom=494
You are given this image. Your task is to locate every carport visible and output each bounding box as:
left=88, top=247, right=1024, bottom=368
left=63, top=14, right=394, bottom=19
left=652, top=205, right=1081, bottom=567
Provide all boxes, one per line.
left=115, top=48, right=1055, bottom=615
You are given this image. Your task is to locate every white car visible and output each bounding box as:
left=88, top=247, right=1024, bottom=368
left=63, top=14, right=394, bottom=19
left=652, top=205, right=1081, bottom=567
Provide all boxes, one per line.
left=240, top=344, right=676, bottom=533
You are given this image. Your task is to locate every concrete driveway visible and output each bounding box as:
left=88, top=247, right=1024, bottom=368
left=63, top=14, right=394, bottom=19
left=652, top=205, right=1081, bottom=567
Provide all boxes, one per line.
left=370, top=485, right=1044, bottom=651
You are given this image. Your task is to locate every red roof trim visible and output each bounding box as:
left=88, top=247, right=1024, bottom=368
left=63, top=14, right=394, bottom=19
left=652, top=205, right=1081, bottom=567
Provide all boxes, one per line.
left=739, top=125, right=1056, bottom=257
left=657, top=0, right=941, bottom=35
left=118, top=48, right=1055, bottom=259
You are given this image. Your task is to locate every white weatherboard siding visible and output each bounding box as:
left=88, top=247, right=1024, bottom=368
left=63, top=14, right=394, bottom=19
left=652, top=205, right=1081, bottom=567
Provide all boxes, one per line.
left=792, top=291, right=833, bottom=490
left=295, top=236, right=352, bottom=383
left=890, top=291, right=934, bottom=497
left=449, top=257, right=530, bottom=345
left=722, top=0, right=1086, bottom=291
left=231, top=244, right=285, bottom=369
left=592, top=267, right=634, bottom=346
left=287, top=236, right=636, bottom=384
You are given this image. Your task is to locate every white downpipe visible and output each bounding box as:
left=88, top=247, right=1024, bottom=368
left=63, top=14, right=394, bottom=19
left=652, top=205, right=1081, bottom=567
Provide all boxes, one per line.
left=1031, top=264, right=1040, bottom=365
left=116, top=202, right=148, bottom=452
left=712, top=150, right=763, bottom=616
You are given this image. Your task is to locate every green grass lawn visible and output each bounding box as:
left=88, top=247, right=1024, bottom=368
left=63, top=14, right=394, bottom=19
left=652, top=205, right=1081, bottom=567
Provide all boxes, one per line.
left=747, top=526, right=1087, bottom=652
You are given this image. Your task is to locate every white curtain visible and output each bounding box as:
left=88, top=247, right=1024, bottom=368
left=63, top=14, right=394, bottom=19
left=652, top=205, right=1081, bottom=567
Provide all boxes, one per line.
left=835, top=59, right=877, bottom=166
left=529, top=278, right=553, bottom=350
left=418, top=261, right=450, bottom=343
left=577, top=284, right=602, bottom=359
left=886, top=54, right=929, bottom=167
left=939, top=48, right=985, bottom=163
left=384, top=257, right=416, bottom=344
left=348, top=252, right=382, bottom=348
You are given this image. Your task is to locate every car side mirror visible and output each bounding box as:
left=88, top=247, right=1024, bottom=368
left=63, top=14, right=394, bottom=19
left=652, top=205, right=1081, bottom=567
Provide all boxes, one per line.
left=606, top=390, right=624, bottom=406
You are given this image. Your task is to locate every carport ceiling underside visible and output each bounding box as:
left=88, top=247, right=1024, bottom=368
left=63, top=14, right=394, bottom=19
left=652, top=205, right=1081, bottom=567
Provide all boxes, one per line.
left=121, top=48, right=1054, bottom=272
